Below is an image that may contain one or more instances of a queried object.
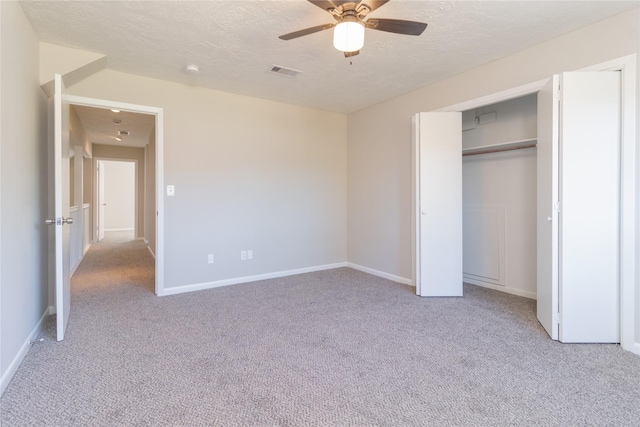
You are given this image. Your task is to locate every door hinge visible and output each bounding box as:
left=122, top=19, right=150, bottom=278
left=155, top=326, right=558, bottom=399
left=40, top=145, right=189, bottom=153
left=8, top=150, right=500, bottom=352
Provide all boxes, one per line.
left=553, top=202, right=561, bottom=213
left=553, top=313, right=561, bottom=324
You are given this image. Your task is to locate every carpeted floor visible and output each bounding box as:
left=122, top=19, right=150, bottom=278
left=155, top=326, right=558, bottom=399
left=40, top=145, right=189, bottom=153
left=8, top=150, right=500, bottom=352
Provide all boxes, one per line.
left=1, top=234, right=639, bottom=426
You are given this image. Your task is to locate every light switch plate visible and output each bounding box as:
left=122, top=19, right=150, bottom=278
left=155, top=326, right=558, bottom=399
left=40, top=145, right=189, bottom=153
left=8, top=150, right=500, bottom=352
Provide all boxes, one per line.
left=167, top=185, right=175, bottom=196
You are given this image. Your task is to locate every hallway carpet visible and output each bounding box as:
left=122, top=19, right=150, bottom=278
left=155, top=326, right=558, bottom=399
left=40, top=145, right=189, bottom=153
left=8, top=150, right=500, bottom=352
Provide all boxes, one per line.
left=2, top=236, right=640, bottom=425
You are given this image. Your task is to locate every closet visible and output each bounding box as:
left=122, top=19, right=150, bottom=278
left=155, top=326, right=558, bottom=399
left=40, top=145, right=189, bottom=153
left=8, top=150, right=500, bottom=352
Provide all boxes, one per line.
left=413, top=71, right=622, bottom=344
left=461, top=95, right=537, bottom=299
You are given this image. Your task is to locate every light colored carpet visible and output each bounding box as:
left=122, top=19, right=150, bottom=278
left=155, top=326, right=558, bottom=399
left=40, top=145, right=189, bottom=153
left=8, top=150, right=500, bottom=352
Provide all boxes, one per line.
left=1, top=237, right=639, bottom=426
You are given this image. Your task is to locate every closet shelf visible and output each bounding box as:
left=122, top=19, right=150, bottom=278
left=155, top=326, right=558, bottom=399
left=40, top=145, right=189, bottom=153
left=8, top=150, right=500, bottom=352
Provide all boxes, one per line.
left=462, top=138, right=537, bottom=157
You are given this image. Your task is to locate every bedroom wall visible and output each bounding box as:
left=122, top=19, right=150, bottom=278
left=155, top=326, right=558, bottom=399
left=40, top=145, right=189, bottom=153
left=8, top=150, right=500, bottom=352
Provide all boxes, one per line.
left=347, top=8, right=639, bottom=351
left=67, top=70, right=347, bottom=292
left=348, top=7, right=639, bottom=281
left=0, top=1, right=49, bottom=394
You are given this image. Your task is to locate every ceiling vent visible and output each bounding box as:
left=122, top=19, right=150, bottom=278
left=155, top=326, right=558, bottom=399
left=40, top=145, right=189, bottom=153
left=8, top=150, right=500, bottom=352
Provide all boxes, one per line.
left=269, top=65, right=302, bottom=78
left=118, top=130, right=130, bottom=136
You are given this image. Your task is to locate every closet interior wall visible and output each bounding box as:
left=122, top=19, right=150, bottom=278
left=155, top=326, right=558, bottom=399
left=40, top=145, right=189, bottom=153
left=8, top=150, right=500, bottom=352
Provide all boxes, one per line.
left=462, top=94, right=538, bottom=299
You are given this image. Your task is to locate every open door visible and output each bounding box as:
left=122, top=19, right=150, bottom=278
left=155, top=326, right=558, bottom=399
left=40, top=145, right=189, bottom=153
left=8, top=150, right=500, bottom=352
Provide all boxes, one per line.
left=536, top=75, right=560, bottom=340
left=47, top=74, right=72, bottom=341
left=413, top=112, right=462, bottom=297
left=537, top=72, right=621, bottom=343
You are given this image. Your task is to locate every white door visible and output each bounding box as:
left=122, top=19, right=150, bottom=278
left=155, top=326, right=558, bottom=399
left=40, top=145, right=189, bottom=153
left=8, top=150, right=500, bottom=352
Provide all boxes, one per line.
left=98, top=160, right=105, bottom=241
left=48, top=74, right=72, bottom=341
left=537, top=72, right=621, bottom=343
left=413, top=112, right=462, bottom=297
left=536, top=75, right=560, bottom=340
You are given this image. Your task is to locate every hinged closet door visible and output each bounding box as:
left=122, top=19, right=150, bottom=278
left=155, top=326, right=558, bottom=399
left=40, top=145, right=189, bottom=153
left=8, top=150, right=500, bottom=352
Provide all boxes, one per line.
left=413, top=112, right=462, bottom=297
left=536, top=75, right=560, bottom=340
left=559, top=71, right=620, bottom=343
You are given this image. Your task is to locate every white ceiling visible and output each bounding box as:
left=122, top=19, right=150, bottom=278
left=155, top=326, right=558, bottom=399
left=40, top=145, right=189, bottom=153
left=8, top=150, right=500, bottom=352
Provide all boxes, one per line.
left=22, top=0, right=638, bottom=116
left=72, top=105, right=155, bottom=148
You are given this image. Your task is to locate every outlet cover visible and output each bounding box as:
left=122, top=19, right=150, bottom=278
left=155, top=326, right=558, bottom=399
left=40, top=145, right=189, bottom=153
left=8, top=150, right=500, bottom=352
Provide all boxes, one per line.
left=247, top=250, right=253, bottom=260
left=241, top=251, right=247, bottom=260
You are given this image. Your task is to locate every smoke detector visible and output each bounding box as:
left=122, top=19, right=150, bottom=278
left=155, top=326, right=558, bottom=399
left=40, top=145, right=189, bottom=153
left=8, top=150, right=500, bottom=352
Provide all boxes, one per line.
left=185, top=64, right=200, bottom=74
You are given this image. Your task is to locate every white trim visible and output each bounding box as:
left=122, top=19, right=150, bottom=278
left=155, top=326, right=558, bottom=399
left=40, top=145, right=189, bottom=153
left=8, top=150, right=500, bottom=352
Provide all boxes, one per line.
left=104, top=228, right=135, bottom=232
left=159, top=263, right=348, bottom=296
left=347, top=262, right=413, bottom=286
left=0, top=308, right=50, bottom=396
left=436, top=79, right=547, bottom=113
left=464, top=278, right=536, bottom=300
left=147, top=246, right=156, bottom=260
left=64, top=95, right=164, bottom=296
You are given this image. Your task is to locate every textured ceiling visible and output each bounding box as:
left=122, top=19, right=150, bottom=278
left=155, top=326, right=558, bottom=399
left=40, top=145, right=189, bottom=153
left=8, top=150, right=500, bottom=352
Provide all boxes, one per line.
left=72, top=105, right=155, bottom=148
left=22, top=0, right=638, bottom=114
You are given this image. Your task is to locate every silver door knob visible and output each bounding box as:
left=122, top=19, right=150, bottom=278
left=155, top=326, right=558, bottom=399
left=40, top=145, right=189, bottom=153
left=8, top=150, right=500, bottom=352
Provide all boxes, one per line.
left=45, top=218, right=56, bottom=225
left=62, top=217, right=73, bottom=225
left=547, top=216, right=552, bottom=222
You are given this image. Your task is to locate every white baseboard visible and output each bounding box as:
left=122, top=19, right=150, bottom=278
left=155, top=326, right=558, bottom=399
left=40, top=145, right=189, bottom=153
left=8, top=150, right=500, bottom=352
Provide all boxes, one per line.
left=147, top=246, right=156, bottom=259
left=464, top=278, right=536, bottom=300
left=159, top=262, right=348, bottom=296
left=346, top=262, right=413, bottom=286
left=82, top=243, right=91, bottom=256
left=70, top=259, right=81, bottom=278
left=1, top=307, right=50, bottom=396
left=104, top=228, right=134, bottom=232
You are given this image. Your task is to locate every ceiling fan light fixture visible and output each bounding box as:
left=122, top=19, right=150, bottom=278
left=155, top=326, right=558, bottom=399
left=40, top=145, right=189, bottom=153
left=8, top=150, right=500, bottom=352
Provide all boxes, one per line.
left=333, top=19, right=365, bottom=53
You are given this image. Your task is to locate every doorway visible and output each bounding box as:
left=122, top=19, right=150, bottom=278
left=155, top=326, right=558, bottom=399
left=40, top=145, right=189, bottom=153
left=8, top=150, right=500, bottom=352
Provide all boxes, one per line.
left=65, top=95, right=165, bottom=295
left=413, top=54, right=637, bottom=352
left=96, top=160, right=136, bottom=242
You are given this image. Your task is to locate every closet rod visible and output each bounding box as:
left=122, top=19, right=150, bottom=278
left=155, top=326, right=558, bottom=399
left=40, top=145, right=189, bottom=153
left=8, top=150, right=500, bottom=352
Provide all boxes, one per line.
left=462, top=142, right=537, bottom=157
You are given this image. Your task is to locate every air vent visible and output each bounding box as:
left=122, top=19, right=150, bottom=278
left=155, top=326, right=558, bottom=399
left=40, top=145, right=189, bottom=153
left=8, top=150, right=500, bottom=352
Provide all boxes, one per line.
left=118, top=130, right=130, bottom=136
left=269, top=65, right=302, bottom=78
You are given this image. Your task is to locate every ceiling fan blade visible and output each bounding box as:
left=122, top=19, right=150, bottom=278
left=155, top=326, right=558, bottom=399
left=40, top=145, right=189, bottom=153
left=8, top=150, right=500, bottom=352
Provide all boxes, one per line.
left=360, top=0, right=390, bottom=13
left=344, top=50, right=360, bottom=58
left=365, top=18, right=427, bottom=36
left=279, top=23, right=335, bottom=40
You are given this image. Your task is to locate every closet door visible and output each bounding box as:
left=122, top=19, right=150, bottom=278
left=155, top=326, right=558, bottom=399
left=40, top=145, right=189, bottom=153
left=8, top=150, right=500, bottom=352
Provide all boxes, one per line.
left=413, top=112, right=462, bottom=297
left=537, top=72, right=621, bottom=343
left=536, top=76, right=560, bottom=340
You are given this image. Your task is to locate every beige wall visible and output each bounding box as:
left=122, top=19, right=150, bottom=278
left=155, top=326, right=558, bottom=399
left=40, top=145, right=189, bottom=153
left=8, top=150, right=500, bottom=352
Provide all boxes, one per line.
left=0, top=1, right=49, bottom=392
left=347, top=8, right=639, bottom=280
left=67, top=70, right=348, bottom=290
left=92, top=144, right=145, bottom=239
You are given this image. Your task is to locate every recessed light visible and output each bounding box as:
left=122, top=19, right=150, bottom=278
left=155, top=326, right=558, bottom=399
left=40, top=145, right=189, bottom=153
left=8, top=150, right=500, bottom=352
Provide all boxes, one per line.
left=185, top=64, right=200, bottom=74
left=115, top=137, right=122, bottom=141
left=111, top=109, right=120, bottom=113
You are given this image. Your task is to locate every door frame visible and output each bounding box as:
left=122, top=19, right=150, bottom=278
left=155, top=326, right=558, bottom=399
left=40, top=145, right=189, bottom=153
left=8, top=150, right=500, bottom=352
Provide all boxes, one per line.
left=94, top=158, right=139, bottom=242
left=425, top=54, right=637, bottom=354
left=65, top=94, right=165, bottom=296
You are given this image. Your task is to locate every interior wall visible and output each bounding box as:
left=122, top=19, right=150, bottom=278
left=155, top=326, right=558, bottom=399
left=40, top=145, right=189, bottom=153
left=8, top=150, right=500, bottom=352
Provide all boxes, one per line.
left=0, top=1, right=49, bottom=394
left=92, top=144, right=145, bottom=239
left=347, top=8, right=639, bottom=282
left=103, top=161, right=135, bottom=231
left=66, top=71, right=347, bottom=291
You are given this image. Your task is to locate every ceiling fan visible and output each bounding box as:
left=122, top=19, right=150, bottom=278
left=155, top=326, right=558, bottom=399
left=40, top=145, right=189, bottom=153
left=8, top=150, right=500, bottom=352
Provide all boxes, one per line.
left=279, top=0, right=428, bottom=57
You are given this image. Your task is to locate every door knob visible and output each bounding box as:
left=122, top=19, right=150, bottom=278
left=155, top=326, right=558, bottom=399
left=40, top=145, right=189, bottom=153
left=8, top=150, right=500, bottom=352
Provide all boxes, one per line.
left=547, top=216, right=552, bottom=222
left=62, top=217, right=73, bottom=225
left=45, top=218, right=57, bottom=225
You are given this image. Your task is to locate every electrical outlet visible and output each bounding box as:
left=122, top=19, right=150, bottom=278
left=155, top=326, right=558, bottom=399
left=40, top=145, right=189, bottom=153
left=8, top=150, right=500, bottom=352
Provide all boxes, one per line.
left=247, top=250, right=253, bottom=260
left=241, top=251, right=247, bottom=261
left=208, top=254, right=214, bottom=264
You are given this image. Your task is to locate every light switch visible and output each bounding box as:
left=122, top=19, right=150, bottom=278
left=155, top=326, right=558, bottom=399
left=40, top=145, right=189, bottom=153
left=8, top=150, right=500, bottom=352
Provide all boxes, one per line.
left=167, top=185, right=175, bottom=196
